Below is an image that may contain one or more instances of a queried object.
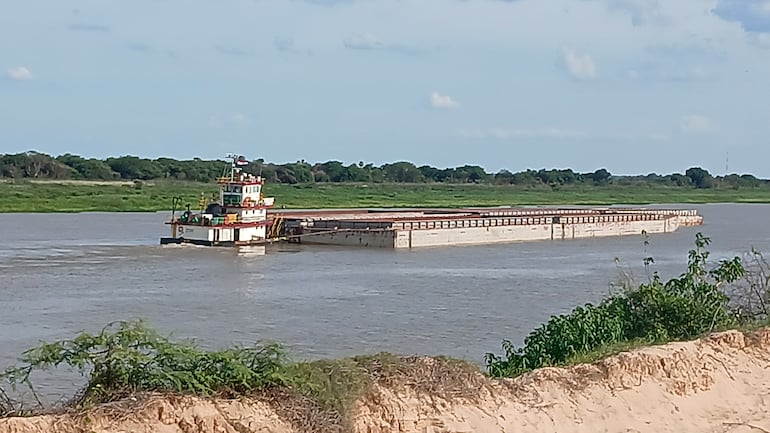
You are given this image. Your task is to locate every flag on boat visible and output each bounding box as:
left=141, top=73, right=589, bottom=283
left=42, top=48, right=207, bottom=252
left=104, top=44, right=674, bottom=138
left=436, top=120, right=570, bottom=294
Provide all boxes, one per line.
left=236, top=155, right=249, bottom=166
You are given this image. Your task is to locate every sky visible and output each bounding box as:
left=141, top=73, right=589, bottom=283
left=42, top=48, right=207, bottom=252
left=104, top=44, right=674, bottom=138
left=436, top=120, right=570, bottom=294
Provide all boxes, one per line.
left=1, top=0, right=769, bottom=176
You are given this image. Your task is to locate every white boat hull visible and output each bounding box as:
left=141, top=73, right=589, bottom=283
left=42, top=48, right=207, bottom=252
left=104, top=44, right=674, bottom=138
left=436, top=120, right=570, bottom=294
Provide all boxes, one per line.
left=161, top=222, right=268, bottom=247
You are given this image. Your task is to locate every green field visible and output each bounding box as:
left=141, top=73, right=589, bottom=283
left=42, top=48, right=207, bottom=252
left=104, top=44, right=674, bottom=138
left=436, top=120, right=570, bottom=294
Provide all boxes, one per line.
left=3, top=180, right=770, bottom=213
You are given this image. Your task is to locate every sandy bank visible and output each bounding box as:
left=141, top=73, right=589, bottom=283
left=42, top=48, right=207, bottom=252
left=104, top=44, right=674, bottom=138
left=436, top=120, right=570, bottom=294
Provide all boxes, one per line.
left=3, top=329, right=770, bottom=433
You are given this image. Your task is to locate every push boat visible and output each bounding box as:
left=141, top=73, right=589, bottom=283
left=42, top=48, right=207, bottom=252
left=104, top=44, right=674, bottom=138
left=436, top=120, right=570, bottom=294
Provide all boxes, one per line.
left=160, top=155, right=276, bottom=247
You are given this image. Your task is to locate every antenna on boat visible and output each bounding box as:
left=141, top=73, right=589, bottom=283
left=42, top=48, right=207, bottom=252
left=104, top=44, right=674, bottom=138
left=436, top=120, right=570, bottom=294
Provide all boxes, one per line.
left=224, top=153, right=237, bottom=181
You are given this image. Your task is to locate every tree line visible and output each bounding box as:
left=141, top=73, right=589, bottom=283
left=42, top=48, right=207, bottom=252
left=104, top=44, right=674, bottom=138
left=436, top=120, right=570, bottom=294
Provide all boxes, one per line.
left=0, top=151, right=766, bottom=189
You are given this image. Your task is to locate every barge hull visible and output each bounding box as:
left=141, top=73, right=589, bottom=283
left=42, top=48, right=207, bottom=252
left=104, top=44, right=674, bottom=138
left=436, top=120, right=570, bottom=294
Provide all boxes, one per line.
left=276, top=207, right=702, bottom=249
left=398, top=218, right=678, bottom=248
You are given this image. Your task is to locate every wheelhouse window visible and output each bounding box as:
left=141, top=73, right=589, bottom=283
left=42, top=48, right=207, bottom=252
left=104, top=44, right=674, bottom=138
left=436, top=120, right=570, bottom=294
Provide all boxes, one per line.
left=223, top=193, right=241, bottom=205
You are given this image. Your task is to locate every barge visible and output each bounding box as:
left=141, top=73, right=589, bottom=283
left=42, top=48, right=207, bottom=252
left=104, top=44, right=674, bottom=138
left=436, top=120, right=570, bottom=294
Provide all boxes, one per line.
left=160, top=154, right=703, bottom=249
left=270, top=207, right=703, bottom=249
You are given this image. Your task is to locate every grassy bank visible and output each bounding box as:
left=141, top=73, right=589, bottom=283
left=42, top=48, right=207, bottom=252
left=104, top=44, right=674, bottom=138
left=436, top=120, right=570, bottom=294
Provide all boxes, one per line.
left=3, top=180, right=770, bottom=212
left=2, top=233, right=769, bottom=432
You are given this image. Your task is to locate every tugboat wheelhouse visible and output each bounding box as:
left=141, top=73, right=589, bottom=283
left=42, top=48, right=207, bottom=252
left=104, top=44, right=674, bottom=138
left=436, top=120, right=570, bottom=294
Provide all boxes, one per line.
left=160, top=154, right=275, bottom=247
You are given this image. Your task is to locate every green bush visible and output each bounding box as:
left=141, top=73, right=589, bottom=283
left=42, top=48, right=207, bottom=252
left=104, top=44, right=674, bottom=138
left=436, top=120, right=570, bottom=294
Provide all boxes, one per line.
left=1, top=320, right=288, bottom=405
left=485, top=233, right=745, bottom=378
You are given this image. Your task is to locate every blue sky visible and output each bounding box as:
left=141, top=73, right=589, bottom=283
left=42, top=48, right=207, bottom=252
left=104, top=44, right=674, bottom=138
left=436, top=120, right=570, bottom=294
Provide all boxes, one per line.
left=1, top=0, right=769, bottom=176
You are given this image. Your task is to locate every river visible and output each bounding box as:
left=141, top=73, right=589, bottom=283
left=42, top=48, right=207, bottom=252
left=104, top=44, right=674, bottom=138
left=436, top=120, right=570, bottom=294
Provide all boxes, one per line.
left=0, top=204, right=768, bottom=399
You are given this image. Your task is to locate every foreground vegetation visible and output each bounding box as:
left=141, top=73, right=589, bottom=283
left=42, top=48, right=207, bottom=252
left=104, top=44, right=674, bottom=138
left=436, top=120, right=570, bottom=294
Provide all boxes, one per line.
left=0, top=322, right=478, bottom=431
left=2, top=233, right=769, bottom=432
left=485, top=233, right=764, bottom=376
left=4, top=180, right=770, bottom=213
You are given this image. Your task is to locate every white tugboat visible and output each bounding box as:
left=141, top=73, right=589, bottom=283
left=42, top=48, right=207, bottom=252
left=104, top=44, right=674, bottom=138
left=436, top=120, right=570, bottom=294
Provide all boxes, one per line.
left=160, top=154, right=275, bottom=247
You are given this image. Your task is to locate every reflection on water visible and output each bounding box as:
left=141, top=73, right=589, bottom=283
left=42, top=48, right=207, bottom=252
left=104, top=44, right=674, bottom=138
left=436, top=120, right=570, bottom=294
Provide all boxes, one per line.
left=0, top=204, right=769, bottom=399
left=238, top=245, right=267, bottom=257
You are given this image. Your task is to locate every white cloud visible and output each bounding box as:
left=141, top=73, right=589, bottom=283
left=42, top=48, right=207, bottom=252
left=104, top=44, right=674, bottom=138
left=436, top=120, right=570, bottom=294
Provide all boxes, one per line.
left=430, top=92, right=460, bottom=109
left=6, top=66, right=33, bottom=81
left=459, top=127, right=586, bottom=139
left=343, top=33, right=384, bottom=50
left=563, top=49, right=597, bottom=80
left=342, top=33, right=426, bottom=56
left=680, top=114, right=716, bottom=133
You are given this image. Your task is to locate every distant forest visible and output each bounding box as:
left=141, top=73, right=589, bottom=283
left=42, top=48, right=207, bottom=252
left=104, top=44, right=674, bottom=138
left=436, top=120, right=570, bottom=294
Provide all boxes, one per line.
left=0, top=151, right=766, bottom=189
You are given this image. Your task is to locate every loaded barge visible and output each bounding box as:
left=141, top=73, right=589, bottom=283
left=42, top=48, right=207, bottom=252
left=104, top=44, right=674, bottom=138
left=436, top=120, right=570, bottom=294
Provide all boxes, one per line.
left=270, top=207, right=702, bottom=248
left=160, top=155, right=703, bottom=248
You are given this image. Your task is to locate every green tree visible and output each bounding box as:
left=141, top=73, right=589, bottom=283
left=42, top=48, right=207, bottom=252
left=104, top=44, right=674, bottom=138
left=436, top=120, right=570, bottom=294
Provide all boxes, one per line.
left=510, top=170, right=539, bottom=185
left=453, top=165, right=489, bottom=183
left=316, top=161, right=347, bottom=182
left=418, top=165, right=443, bottom=182
left=340, top=164, right=366, bottom=182
left=685, top=167, right=714, bottom=189
left=106, top=156, right=163, bottom=180
left=669, top=173, right=692, bottom=187
left=381, top=162, right=422, bottom=183
left=535, top=168, right=580, bottom=185
left=589, top=168, right=611, bottom=185
left=494, top=169, right=515, bottom=184
left=283, top=161, right=314, bottom=183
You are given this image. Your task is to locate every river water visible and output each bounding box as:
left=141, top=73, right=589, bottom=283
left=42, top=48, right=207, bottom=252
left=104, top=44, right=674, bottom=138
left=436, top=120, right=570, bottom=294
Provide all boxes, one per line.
left=0, top=204, right=768, bottom=399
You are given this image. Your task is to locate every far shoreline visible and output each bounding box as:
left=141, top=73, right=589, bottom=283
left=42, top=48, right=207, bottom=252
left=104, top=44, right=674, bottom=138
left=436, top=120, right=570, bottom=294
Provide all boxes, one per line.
left=2, top=181, right=770, bottom=213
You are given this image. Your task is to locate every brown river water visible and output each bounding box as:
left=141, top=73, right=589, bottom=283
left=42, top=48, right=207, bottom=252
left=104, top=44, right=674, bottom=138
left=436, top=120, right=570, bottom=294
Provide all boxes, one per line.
left=0, top=204, right=768, bottom=400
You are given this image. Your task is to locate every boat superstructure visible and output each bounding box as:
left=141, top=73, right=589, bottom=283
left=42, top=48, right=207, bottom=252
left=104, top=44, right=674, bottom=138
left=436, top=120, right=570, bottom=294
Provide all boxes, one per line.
left=160, top=154, right=275, bottom=247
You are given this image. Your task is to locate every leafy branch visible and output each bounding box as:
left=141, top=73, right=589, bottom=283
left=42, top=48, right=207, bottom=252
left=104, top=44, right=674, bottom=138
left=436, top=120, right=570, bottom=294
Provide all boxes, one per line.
left=1, top=320, right=288, bottom=407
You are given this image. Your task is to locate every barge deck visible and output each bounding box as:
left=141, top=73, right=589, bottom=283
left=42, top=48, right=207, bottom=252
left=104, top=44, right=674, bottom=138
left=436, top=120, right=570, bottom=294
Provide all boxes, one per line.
left=269, top=207, right=702, bottom=249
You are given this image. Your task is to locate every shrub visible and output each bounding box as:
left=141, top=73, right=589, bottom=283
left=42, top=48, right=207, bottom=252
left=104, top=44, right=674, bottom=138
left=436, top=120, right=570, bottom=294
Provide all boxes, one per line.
left=1, top=320, right=288, bottom=405
left=485, top=233, right=745, bottom=378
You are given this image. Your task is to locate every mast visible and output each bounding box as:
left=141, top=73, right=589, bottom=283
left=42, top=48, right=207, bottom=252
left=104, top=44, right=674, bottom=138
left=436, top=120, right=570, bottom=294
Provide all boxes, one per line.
left=224, top=153, right=237, bottom=181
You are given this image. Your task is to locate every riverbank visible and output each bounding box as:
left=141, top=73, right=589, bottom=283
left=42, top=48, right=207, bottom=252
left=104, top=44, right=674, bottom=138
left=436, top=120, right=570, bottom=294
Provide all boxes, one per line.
left=2, top=328, right=769, bottom=433
left=3, top=180, right=770, bottom=212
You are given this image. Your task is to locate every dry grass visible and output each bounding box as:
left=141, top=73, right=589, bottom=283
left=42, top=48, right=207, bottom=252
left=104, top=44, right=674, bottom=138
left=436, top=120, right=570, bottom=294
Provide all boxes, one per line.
left=356, top=354, right=487, bottom=401
left=259, top=387, right=346, bottom=433
left=262, top=353, right=485, bottom=433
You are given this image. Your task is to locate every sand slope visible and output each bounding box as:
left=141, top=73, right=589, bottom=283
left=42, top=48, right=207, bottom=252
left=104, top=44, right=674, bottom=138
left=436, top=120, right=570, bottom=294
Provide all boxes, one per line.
left=3, top=329, right=770, bottom=433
